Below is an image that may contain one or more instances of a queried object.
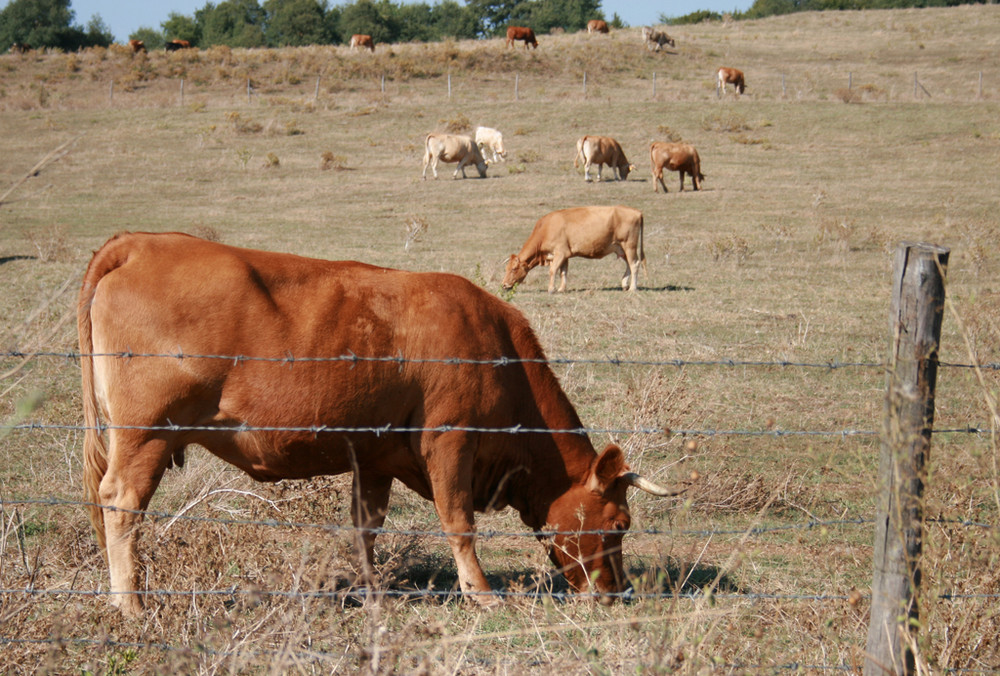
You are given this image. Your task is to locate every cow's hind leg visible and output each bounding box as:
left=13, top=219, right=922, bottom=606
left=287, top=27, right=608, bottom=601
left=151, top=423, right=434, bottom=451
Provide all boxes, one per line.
left=100, top=430, right=173, bottom=616
left=351, top=471, right=393, bottom=586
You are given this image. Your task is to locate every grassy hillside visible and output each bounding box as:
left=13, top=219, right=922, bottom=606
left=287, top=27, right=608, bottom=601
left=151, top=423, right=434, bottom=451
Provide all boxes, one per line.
left=1, top=5, right=999, bottom=673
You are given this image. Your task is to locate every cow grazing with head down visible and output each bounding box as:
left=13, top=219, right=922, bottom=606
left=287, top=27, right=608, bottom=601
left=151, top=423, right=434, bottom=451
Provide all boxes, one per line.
left=587, top=20, right=609, bottom=34
left=717, top=67, right=746, bottom=96
left=574, top=135, right=634, bottom=182
left=165, top=39, right=191, bottom=51
left=506, top=26, right=538, bottom=49
left=502, top=206, right=647, bottom=293
left=642, top=26, right=675, bottom=51
left=350, top=34, right=375, bottom=52
left=78, top=232, right=679, bottom=616
left=423, top=133, right=488, bottom=179
left=128, top=39, right=146, bottom=54
left=650, top=142, right=704, bottom=193
left=475, top=126, right=507, bottom=163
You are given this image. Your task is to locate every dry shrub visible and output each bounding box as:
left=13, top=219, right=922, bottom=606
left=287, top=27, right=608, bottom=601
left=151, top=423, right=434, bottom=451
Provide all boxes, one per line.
left=439, top=113, right=471, bottom=133
left=702, top=111, right=751, bottom=133
left=404, top=215, right=428, bottom=251
left=26, top=224, right=70, bottom=263
left=262, top=152, right=280, bottom=169
left=656, top=125, right=684, bottom=142
left=835, top=87, right=862, bottom=104
left=225, top=111, right=263, bottom=134
left=708, top=235, right=752, bottom=263
left=320, top=151, right=347, bottom=170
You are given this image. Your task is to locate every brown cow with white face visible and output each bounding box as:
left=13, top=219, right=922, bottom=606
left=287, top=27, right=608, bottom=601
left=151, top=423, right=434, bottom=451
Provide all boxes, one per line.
left=422, top=133, right=488, bottom=179
left=650, top=142, right=704, bottom=193
left=717, top=67, right=746, bottom=96
left=78, top=232, right=678, bottom=615
left=587, top=19, right=609, bottom=34
left=506, top=26, right=538, bottom=49
left=128, top=39, right=146, bottom=54
left=502, top=206, right=646, bottom=293
left=350, top=34, right=375, bottom=52
left=574, top=135, right=634, bottom=182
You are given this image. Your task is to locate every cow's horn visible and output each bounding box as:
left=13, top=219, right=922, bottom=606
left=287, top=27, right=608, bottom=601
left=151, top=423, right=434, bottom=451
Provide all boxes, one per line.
left=622, top=472, right=685, bottom=497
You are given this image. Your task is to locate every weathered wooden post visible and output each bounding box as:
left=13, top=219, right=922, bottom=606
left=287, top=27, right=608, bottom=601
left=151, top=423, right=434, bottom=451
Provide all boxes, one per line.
left=865, top=243, right=949, bottom=675
left=180, top=78, right=185, bottom=106
left=652, top=72, right=657, bottom=97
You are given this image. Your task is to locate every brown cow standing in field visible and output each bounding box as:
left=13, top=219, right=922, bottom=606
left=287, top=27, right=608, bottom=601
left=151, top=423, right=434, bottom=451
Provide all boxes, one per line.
left=506, top=26, right=538, bottom=49
left=128, top=39, right=146, bottom=54
left=350, top=34, right=375, bottom=52
left=78, top=232, right=678, bottom=616
left=587, top=20, right=609, bottom=34
left=502, top=205, right=647, bottom=293
left=165, top=39, right=191, bottom=51
left=574, top=135, right=634, bottom=182
left=9, top=42, right=31, bottom=54
left=650, top=142, right=705, bottom=193
left=422, top=133, right=488, bottom=179
left=717, top=67, right=746, bottom=96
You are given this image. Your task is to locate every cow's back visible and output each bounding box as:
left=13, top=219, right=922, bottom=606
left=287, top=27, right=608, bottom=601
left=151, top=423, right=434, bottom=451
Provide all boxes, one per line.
left=83, top=233, right=558, bottom=456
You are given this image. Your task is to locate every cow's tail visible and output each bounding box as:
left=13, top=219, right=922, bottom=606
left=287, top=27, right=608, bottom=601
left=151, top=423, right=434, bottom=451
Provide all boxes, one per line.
left=573, top=137, right=585, bottom=169
left=78, top=234, right=132, bottom=560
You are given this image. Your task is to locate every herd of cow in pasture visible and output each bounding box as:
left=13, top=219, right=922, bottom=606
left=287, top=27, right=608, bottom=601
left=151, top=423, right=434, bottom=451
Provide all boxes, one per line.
left=56, top=19, right=752, bottom=616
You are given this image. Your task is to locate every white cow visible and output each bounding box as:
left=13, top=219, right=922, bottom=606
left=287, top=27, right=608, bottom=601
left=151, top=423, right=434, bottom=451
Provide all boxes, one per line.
left=422, top=133, right=488, bottom=179
left=474, top=126, right=507, bottom=163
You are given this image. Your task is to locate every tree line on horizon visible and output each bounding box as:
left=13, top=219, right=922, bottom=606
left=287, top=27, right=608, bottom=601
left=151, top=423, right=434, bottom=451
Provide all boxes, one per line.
left=1, top=0, right=990, bottom=53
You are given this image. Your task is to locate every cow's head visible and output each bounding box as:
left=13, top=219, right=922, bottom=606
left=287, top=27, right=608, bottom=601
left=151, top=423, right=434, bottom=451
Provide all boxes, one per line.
left=475, top=159, right=488, bottom=178
left=501, top=254, right=527, bottom=290
left=545, top=444, right=680, bottom=603
left=619, top=163, right=636, bottom=180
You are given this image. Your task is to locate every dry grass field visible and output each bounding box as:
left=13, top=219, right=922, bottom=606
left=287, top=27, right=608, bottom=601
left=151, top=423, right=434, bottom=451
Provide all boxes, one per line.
left=1, top=4, right=999, bottom=673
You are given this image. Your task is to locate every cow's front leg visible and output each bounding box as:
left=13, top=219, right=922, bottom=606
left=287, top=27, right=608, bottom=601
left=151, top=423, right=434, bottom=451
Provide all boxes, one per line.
left=423, top=431, right=498, bottom=606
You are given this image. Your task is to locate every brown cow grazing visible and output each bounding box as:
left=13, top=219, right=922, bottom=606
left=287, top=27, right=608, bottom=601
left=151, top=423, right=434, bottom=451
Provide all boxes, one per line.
left=79, top=232, right=679, bottom=615
left=502, top=206, right=647, bottom=293
left=650, top=142, right=705, bottom=193
left=574, top=135, right=634, bottom=182
left=165, top=39, right=191, bottom=51
left=9, top=42, right=31, bottom=54
left=642, top=26, right=675, bottom=51
left=128, top=39, right=146, bottom=54
left=422, top=133, right=488, bottom=179
left=349, top=34, right=375, bottom=52
left=587, top=19, right=609, bottom=34
left=717, top=67, right=746, bottom=96
left=506, top=26, right=538, bottom=49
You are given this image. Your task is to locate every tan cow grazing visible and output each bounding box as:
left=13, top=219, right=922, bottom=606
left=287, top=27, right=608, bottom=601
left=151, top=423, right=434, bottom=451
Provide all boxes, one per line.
left=423, top=133, right=488, bottom=179
left=502, top=206, right=647, bottom=293
left=506, top=26, right=538, bottom=49
left=650, top=142, right=705, bottom=193
left=474, top=126, right=507, bottom=163
left=717, top=67, right=746, bottom=96
left=574, top=135, right=634, bottom=182
left=128, top=39, right=146, bottom=54
left=587, top=19, right=609, bottom=34
left=78, top=232, right=679, bottom=616
left=642, top=26, right=675, bottom=51
left=350, top=34, right=375, bottom=52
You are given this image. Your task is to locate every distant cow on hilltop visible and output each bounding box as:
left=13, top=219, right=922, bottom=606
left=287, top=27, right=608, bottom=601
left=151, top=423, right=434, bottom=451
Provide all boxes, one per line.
left=506, top=26, right=538, bottom=49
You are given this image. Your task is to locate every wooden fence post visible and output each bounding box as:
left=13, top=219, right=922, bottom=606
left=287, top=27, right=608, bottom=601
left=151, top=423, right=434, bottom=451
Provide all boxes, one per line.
left=514, top=73, right=519, bottom=101
left=865, top=242, right=949, bottom=675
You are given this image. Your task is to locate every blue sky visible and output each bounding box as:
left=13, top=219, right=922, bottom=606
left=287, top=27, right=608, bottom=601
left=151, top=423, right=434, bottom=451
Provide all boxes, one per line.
left=55, top=1, right=755, bottom=43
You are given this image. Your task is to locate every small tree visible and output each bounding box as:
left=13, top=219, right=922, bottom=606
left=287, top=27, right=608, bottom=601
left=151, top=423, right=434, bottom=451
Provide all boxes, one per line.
left=264, top=0, right=333, bottom=46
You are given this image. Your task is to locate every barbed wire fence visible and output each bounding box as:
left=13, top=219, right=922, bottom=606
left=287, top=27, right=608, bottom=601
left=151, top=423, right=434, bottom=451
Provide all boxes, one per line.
left=1, top=336, right=998, bottom=669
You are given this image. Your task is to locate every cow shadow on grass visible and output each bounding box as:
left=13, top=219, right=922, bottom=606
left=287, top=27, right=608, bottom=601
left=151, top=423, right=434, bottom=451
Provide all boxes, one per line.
left=326, top=552, right=742, bottom=606
left=511, top=284, right=694, bottom=295
left=0, top=255, right=35, bottom=266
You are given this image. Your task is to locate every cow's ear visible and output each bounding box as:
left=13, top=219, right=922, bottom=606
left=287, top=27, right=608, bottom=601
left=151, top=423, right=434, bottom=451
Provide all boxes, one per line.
left=588, top=444, right=627, bottom=494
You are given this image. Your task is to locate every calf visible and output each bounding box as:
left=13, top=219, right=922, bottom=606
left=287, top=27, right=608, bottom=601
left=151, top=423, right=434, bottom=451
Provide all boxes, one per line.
left=475, top=126, right=507, bottom=163
left=502, top=205, right=647, bottom=293
left=717, top=67, right=746, bottom=96
left=642, top=26, right=675, bottom=51
left=650, top=142, right=704, bottom=193
left=574, top=135, right=633, bottom=182
left=422, top=133, right=488, bottom=179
